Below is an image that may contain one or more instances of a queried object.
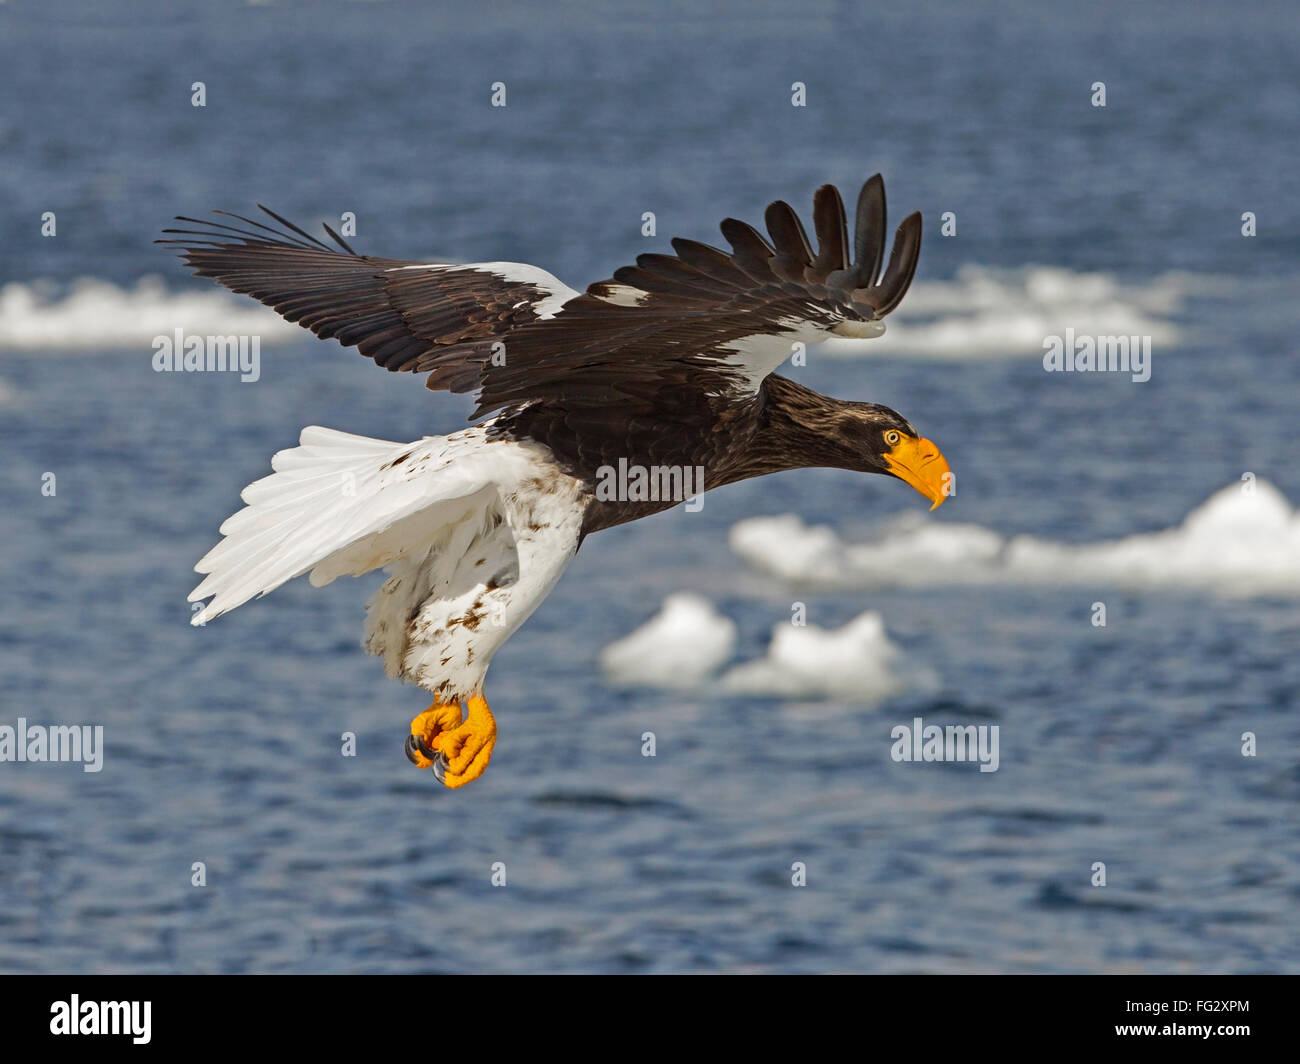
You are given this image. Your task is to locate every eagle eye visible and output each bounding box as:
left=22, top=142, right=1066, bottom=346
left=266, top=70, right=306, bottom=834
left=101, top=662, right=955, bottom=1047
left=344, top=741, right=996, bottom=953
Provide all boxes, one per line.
left=884, top=430, right=901, bottom=447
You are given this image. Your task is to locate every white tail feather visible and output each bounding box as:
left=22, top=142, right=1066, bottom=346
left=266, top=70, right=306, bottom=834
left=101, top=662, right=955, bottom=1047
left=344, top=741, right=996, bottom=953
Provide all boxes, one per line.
left=189, top=425, right=499, bottom=625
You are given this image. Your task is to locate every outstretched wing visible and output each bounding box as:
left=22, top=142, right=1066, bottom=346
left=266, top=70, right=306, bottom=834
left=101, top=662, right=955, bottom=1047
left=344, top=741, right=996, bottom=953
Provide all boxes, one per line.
left=157, top=206, right=580, bottom=384
left=473, top=176, right=919, bottom=420
left=158, top=175, right=920, bottom=418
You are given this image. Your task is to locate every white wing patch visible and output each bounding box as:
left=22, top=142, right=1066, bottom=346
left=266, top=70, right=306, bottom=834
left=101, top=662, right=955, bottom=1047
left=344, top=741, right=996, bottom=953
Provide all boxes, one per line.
left=720, top=317, right=846, bottom=395
left=388, top=261, right=580, bottom=320
left=591, top=283, right=651, bottom=308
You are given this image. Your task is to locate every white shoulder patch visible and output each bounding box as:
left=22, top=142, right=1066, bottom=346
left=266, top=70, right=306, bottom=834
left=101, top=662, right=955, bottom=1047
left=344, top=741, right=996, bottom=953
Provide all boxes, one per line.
left=591, top=283, right=651, bottom=308
left=720, top=318, right=840, bottom=394
left=389, top=261, right=579, bottom=320
left=831, top=319, right=887, bottom=339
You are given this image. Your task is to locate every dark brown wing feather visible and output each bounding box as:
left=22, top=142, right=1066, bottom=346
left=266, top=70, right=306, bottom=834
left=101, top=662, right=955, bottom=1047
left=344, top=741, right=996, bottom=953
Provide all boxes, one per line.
left=158, top=177, right=922, bottom=426
left=471, top=177, right=920, bottom=420
left=157, top=207, right=562, bottom=375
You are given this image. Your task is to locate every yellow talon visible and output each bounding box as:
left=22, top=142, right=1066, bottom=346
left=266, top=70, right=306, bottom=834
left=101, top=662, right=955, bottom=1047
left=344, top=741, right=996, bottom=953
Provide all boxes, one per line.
left=404, top=696, right=497, bottom=788
left=405, top=701, right=463, bottom=770
left=432, top=695, right=497, bottom=789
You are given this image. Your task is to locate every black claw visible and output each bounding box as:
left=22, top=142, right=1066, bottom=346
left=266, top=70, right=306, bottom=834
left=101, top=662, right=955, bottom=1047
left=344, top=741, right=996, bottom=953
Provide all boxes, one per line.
left=404, top=732, right=449, bottom=783
left=404, top=732, right=437, bottom=765
left=404, top=733, right=424, bottom=765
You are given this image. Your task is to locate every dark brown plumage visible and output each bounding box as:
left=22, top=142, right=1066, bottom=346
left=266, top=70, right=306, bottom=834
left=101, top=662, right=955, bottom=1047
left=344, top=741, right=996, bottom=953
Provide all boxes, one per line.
left=158, top=176, right=932, bottom=534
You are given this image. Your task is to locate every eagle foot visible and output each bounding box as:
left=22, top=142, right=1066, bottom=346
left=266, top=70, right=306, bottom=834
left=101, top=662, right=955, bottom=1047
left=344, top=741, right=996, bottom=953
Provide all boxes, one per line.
left=406, top=697, right=497, bottom=789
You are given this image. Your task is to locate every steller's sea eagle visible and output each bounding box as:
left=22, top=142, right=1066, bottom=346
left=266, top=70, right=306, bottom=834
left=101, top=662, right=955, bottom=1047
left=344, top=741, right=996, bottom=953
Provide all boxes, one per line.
left=161, top=175, right=951, bottom=788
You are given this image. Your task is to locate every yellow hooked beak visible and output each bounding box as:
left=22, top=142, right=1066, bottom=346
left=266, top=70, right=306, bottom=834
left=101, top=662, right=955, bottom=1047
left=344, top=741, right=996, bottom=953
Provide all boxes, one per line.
left=883, top=435, right=951, bottom=510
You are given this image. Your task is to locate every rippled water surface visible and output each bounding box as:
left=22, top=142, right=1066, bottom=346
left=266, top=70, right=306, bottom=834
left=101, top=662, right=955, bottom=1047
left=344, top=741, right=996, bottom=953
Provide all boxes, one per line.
left=0, top=0, right=1297, bottom=972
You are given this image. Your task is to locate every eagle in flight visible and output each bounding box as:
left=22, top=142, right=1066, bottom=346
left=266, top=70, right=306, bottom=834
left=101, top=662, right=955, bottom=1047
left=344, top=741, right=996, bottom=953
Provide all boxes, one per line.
left=162, top=175, right=951, bottom=789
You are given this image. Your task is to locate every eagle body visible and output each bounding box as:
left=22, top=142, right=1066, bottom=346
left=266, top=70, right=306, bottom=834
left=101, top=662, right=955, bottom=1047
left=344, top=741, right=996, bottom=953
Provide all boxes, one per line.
left=163, top=175, right=952, bottom=787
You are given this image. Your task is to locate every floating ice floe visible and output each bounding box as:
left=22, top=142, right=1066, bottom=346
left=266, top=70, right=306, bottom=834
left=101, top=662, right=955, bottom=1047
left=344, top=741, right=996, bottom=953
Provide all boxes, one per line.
left=814, top=265, right=1186, bottom=359
left=598, top=592, right=736, bottom=689
left=718, top=611, right=904, bottom=702
left=730, top=480, right=1300, bottom=595
left=600, top=594, right=907, bottom=702
left=0, top=277, right=301, bottom=350
left=0, top=265, right=1189, bottom=360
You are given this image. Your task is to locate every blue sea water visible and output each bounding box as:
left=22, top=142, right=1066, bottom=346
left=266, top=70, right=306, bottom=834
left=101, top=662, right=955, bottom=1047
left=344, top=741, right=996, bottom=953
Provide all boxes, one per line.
left=0, top=0, right=1297, bottom=973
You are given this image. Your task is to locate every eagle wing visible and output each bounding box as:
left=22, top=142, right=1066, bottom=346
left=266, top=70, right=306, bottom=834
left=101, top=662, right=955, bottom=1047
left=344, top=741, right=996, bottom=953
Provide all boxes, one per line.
left=159, top=176, right=920, bottom=422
